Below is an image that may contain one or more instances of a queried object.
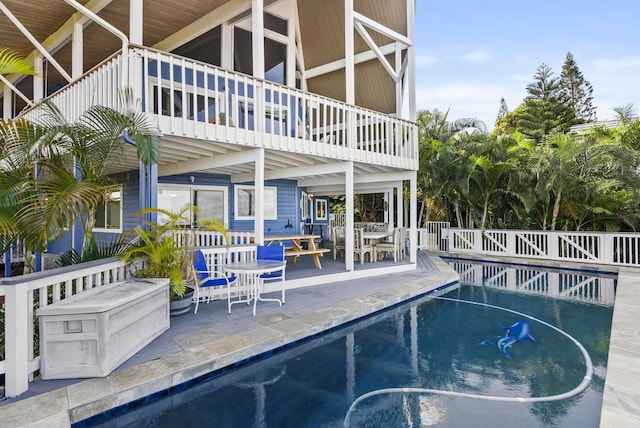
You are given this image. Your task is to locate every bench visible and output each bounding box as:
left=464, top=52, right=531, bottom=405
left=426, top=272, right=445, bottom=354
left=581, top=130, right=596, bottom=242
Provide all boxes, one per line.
left=285, top=248, right=330, bottom=269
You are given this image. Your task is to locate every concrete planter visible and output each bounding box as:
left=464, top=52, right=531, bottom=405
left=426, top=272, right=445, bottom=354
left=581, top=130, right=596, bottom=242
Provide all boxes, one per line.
left=37, top=279, right=170, bottom=379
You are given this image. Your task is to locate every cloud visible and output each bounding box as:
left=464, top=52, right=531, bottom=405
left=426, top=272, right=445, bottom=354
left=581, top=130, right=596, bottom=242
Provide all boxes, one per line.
left=592, top=56, right=640, bottom=73
left=455, top=49, right=493, bottom=63
left=415, top=52, right=439, bottom=66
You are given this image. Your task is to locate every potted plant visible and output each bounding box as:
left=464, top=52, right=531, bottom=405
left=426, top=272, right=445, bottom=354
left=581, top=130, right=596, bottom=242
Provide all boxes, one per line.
left=121, top=205, right=228, bottom=316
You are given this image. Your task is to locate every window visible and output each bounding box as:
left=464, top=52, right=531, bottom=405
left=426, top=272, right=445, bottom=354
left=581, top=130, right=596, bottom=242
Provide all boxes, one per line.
left=235, top=185, right=277, bottom=220
left=157, top=185, right=228, bottom=226
left=301, top=191, right=310, bottom=219
left=94, top=187, right=122, bottom=231
left=315, top=199, right=327, bottom=220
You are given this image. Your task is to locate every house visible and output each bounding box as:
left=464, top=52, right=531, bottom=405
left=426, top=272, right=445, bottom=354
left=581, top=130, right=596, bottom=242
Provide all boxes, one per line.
left=1, top=0, right=419, bottom=281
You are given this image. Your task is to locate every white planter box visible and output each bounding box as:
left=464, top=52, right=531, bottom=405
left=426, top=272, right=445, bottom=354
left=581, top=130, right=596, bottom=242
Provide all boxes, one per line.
left=37, top=278, right=170, bottom=379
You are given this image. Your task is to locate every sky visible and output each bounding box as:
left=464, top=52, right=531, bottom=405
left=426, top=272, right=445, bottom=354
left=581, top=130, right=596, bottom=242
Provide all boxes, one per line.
left=413, top=0, right=640, bottom=130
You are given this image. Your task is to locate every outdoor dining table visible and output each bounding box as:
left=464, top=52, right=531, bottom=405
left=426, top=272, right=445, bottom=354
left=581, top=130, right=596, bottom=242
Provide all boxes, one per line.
left=265, top=234, right=330, bottom=269
left=362, top=231, right=391, bottom=246
left=222, top=259, right=287, bottom=316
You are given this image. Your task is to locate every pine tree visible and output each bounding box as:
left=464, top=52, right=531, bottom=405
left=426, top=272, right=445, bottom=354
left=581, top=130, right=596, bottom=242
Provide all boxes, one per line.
left=497, top=97, right=509, bottom=119
left=516, top=63, right=576, bottom=142
left=560, top=52, right=596, bottom=122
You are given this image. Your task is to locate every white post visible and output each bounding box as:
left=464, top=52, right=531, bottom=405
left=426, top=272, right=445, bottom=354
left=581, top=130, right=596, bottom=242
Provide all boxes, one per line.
left=345, top=162, right=354, bottom=270
left=3, top=84, right=11, bottom=119
left=72, top=17, right=84, bottom=78
left=409, top=174, right=417, bottom=263
left=129, top=0, right=143, bottom=45
left=406, top=0, right=416, bottom=121
left=344, top=0, right=355, bottom=104
left=33, top=56, right=43, bottom=101
left=4, top=283, right=30, bottom=397
left=254, top=148, right=265, bottom=245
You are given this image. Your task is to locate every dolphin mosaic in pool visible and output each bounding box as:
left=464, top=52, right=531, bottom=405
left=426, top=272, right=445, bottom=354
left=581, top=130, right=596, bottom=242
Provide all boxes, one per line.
left=479, top=319, right=536, bottom=358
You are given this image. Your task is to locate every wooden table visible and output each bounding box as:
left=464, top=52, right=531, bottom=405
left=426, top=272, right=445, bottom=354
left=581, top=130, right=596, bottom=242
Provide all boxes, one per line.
left=265, top=235, right=330, bottom=269
left=363, top=231, right=391, bottom=245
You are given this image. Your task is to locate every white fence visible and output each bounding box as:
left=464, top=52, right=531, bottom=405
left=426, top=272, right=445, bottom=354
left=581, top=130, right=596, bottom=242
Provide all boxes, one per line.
left=446, top=228, right=640, bottom=267
left=0, top=258, right=129, bottom=398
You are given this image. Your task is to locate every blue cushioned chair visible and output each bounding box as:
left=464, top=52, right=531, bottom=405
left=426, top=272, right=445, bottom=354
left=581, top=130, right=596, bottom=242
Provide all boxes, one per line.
left=192, top=249, right=237, bottom=314
left=257, top=245, right=286, bottom=303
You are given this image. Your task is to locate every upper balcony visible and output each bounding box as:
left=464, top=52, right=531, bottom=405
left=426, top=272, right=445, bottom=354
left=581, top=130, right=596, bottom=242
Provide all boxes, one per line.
left=20, top=48, right=418, bottom=175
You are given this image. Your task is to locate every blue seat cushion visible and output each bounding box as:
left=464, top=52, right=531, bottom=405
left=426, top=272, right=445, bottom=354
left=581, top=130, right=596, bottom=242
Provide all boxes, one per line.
left=201, top=275, right=237, bottom=288
left=259, top=272, right=282, bottom=279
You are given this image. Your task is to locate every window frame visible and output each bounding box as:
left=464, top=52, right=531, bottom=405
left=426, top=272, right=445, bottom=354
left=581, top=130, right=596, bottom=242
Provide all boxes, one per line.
left=234, top=185, right=278, bottom=220
left=157, top=184, right=229, bottom=227
left=93, top=185, right=123, bottom=233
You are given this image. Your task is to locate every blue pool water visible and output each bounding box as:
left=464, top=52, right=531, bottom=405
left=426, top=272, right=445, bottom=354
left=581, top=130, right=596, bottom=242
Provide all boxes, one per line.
left=81, top=260, right=615, bottom=427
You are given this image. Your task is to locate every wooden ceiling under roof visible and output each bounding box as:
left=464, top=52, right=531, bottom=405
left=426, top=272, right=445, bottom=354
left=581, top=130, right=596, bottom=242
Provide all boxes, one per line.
left=1, top=0, right=408, bottom=114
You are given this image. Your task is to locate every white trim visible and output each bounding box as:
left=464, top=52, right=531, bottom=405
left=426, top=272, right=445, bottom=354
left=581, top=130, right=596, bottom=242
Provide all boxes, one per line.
left=93, top=185, right=123, bottom=233
left=157, top=184, right=229, bottom=227
left=234, top=184, right=277, bottom=220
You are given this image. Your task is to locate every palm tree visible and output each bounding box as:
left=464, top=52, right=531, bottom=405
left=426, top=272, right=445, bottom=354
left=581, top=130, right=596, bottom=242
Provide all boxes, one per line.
left=0, top=49, right=37, bottom=76
left=0, top=91, right=158, bottom=269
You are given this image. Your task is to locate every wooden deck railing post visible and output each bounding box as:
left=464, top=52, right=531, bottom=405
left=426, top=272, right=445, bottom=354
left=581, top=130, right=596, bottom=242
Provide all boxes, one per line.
left=4, top=281, right=30, bottom=397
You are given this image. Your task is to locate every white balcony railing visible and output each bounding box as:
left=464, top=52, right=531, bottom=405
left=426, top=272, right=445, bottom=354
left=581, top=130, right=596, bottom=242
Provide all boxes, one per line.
left=23, top=48, right=418, bottom=170
left=446, top=228, right=640, bottom=267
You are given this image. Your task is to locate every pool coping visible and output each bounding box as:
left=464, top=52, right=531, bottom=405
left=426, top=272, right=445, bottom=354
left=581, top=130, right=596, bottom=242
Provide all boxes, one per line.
left=1, top=257, right=459, bottom=427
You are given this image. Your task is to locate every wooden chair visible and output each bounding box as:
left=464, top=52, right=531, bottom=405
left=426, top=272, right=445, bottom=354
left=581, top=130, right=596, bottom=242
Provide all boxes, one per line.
left=353, top=228, right=373, bottom=264
left=374, top=227, right=402, bottom=263
left=332, top=226, right=346, bottom=259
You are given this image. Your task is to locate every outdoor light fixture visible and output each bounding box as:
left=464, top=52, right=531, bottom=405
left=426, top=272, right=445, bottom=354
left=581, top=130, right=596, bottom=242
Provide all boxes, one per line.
left=308, top=193, right=314, bottom=200
left=189, top=176, right=195, bottom=183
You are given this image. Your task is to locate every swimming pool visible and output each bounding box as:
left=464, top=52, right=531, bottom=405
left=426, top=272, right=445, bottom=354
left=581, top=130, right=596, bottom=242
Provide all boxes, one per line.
left=79, top=260, right=615, bottom=427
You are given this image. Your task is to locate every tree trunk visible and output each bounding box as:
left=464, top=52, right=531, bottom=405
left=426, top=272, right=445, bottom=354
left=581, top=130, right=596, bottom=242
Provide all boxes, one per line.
left=551, top=190, right=562, bottom=231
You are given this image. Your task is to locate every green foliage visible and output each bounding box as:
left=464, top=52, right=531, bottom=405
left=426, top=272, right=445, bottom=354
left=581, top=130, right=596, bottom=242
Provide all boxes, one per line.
left=417, top=105, right=640, bottom=232
left=0, top=49, right=38, bottom=76
left=0, top=90, right=158, bottom=263
left=560, top=52, right=596, bottom=122
left=121, top=206, right=228, bottom=299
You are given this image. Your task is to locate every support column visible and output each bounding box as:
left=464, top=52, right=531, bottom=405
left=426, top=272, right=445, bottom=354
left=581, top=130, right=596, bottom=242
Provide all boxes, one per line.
left=252, top=0, right=265, bottom=79
left=33, top=56, right=43, bottom=101
left=407, top=0, right=416, bottom=121
left=4, top=282, right=29, bottom=397
left=129, top=0, right=143, bottom=45
left=3, top=84, right=11, bottom=119
left=344, top=0, right=355, bottom=104
left=72, top=16, right=84, bottom=79
left=410, top=173, right=417, bottom=263
left=254, top=148, right=265, bottom=245
left=345, top=162, right=354, bottom=271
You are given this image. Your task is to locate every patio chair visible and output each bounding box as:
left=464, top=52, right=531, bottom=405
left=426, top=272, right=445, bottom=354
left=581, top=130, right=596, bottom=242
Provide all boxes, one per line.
left=192, top=249, right=237, bottom=314
left=373, top=227, right=402, bottom=263
left=332, top=226, right=346, bottom=259
left=257, top=244, right=287, bottom=303
left=354, top=228, right=373, bottom=264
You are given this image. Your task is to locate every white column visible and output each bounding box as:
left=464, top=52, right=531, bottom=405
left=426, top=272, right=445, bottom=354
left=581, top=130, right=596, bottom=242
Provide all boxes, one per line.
left=344, top=0, right=355, bottom=104
left=222, top=22, right=233, bottom=70
left=252, top=0, right=265, bottom=79
left=407, top=0, right=416, bottom=121
left=396, top=181, right=404, bottom=228
left=254, top=148, right=265, bottom=245
left=129, top=0, right=143, bottom=45
left=410, top=173, right=417, bottom=263
left=345, top=162, right=354, bottom=270
left=72, top=17, right=84, bottom=78
left=3, top=85, right=11, bottom=119
left=4, top=283, right=29, bottom=397
left=33, top=56, right=43, bottom=101
left=286, top=5, right=296, bottom=88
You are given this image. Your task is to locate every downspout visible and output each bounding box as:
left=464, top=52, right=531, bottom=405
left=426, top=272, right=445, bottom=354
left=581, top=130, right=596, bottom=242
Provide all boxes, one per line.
left=62, top=0, right=130, bottom=86
left=123, top=130, right=157, bottom=224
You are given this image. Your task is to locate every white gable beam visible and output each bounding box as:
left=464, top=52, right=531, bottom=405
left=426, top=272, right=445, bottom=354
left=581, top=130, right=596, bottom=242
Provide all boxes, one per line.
left=353, top=11, right=412, bottom=47
left=305, top=43, right=397, bottom=79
